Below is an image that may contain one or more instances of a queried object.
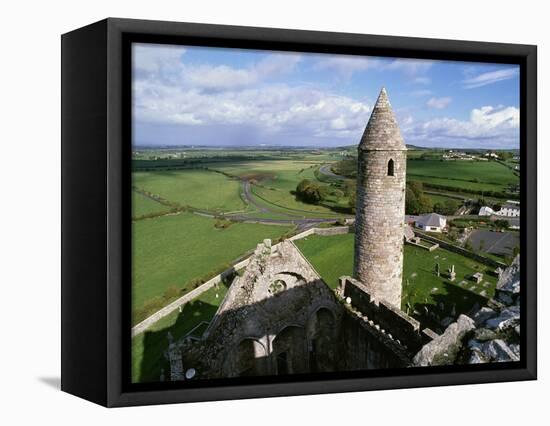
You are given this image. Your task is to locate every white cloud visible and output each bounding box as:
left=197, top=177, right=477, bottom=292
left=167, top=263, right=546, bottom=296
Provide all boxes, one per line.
left=183, top=64, right=258, bottom=90
left=413, top=76, right=431, bottom=85
left=404, top=105, right=519, bottom=148
left=462, top=67, right=519, bottom=89
left=470, top=105, right=519, bottom=128
left=133, top=48, right=371, bottom=141
left=426, top=96, right=452, bottom=109
left=133, top=44, right=186, bottom=74
left=134, top=80, right=371, bottom=139
left=312, top=56, right=433, bottom=79
left=384, top=58, right=433, bottom=75
left=313, top=55, right=380, bottom=78
left=181, top=54, right=301, bottom=90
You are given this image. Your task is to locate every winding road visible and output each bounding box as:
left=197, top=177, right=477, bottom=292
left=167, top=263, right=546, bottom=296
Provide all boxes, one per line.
left=225, top=180, right=348, bottom=231
left=318, top=163, right=346, bottom=180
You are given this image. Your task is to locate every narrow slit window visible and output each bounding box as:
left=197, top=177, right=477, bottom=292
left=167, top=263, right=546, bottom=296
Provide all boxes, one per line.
left=387, top=158, right=395, bottom=176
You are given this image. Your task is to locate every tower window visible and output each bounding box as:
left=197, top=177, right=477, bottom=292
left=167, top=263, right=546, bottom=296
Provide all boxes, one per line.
left=387, top=158, right=395, bottom=176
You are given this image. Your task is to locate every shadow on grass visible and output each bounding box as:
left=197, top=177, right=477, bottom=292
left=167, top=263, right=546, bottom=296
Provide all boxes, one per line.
left=136, top=299, right=219, bottom=384
left=411, top=280, right=488, bottom=334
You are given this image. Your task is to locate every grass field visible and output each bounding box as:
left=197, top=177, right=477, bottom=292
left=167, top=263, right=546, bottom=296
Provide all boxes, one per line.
left=407, top=159, right=518, bottom=192
left=132, top=282, right=230, bottom=383
left=295, top=233, right=497, bottom=331
left=426, top=193, right=463, bottom=206
left=132, top=212, right=293, bottom=324
left=294, top=233, right=353, bottom=289
left=133, top=169, right=246, bottom=213
left=214, top=160, right=345, bottom=217
left=132, top=190, right=170, bottom=217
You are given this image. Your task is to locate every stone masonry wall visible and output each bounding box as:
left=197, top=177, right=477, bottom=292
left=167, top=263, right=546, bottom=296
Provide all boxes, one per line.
left=340, top=276, right=427, bottom=352
left=354, top=148, right=407, bottom=308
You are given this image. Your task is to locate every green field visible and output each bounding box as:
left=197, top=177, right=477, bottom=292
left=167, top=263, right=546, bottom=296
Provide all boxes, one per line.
left=132, top=190, right=170, bottom=218
left=294, top=233, right=353, bottom=289
left=132, top=212, right=292, bottom=324
left=407, top=159, right=518, bottom=192
left=295, top=233, right=497, bottom=331
left=132, top=282, right=230, bottom=383
left=426, top=193, right=463, bottom=206
left=214, top=160, right=346, bottom=218
left=133, top=169, right=246, bottom=213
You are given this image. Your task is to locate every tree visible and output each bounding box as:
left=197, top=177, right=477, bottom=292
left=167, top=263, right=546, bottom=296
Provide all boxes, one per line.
left=348, top=191, right=356, bottom=213
left=408, top=181, right=424, bottom=197
left=405, top=188, right=421, bottom=215
left=405, top=183, right=433, bottom=215
left=296, top=179, right=323, bottom=204
left=434, top=199, right=460, bottom=215
left=494, top=219, right=510, bottom=229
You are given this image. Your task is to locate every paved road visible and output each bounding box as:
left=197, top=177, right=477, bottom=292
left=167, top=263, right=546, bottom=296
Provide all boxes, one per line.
left=318, top=163, right=346, bottom=180
left=225, top=180, right=347, bottom=231
left=468, top=229, right=519, bottom=256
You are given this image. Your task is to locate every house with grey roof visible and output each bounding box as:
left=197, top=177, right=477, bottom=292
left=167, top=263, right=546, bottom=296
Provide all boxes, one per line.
left=414, top=213, right=447, bottom=233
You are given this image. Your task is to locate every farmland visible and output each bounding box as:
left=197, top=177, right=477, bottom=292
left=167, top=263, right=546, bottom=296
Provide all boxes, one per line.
left=132, top=190, right=170, bottom=218
left=130, top=145, right=518, bottom=383
left=133, top=169, right=246, bottom=213
left=132, top=212, right=292, bottom=325
left=212, top=160, right=348, bottom=218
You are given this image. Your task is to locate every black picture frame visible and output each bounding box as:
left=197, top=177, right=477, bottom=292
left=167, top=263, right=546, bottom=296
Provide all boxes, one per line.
left=61, top=17, right=537, bottom=407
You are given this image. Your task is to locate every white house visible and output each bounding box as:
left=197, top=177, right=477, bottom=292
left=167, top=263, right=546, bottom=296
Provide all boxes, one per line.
left=498, top=201, right=520, bottom=217
left=415, top=213, right=447, bottom=233
left=479, top=206, right=495, bottom=216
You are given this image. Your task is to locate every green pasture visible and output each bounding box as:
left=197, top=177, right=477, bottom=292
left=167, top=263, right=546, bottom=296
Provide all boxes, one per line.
left=295, top=233, right=497, bottom=331
left=132, top=212, right=292, bottom=324
left=132, top=191, right=170, bottom=218
left=407, top=159, right=518, bottom=192
left=252, top=185, right=342, bottom=217
left=133, top=169, right=246, bottom=213
left=132, top=282, right=230, bottom=383
left=427, top=193, right=463, bottom=206
left=215, top=160, right=345, bottom=217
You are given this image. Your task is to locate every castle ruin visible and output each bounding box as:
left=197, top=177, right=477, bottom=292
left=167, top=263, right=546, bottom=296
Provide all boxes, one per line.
left=164, top=88, right=520, bottom=381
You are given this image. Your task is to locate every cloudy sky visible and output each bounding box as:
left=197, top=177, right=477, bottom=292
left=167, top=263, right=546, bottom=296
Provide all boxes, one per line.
left=132, top=43, right=520, bottom=149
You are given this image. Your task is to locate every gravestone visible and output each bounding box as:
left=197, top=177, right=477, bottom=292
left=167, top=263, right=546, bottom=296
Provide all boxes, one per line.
left=448, top=264, right=456, bottom=282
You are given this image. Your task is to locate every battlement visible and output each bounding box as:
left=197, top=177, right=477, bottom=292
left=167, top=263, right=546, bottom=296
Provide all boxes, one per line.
left=339, top=276, right=434, bottom=352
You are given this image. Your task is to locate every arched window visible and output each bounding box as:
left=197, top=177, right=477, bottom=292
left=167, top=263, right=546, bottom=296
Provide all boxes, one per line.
left=387, top=158, right=395, bottom=176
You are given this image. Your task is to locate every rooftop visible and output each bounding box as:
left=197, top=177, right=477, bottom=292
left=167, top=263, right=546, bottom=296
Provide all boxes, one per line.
left=359, top=88, right=406, bottom=152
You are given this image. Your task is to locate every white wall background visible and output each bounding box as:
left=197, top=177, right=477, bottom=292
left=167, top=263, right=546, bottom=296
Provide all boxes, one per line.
left=1, top=0, right=546, bottom=423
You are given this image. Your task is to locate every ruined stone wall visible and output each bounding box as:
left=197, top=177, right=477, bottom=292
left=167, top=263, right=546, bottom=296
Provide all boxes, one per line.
left=354, top=149, right=407, bottom=308
left=415, top=230, right=506, bottom=269
left=340, top=276, right=428, bottom=353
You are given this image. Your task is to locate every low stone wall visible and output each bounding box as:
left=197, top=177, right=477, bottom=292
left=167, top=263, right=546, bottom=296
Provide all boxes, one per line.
left=415, top=230, right=506, bottom=269
left=405, top=239, right=439, bottom=252
left=133, top=225, right=352, bottom=337
left=314, top=226, right=352, bottom=236
left=131, top=257, right=251, bottom=337
left=339, top=276, right=429, bottom=352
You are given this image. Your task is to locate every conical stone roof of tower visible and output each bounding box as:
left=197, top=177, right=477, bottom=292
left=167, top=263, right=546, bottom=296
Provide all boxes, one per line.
left=359, top=88, right=406, bottom=151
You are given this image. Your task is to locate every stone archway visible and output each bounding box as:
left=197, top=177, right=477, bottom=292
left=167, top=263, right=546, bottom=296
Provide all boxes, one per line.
left=272, top=326, right=307, bottom=375
left=307, top=307, right=337, bottom=373
left=227, top=338, right=268, bottom=377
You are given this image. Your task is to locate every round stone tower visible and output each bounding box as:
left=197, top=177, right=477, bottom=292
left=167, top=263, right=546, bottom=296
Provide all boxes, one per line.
left=353, top=87, right=407, bottom=309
